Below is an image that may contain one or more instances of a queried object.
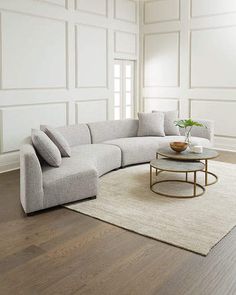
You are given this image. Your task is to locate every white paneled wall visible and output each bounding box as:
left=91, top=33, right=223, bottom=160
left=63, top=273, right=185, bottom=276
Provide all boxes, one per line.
left=144, top=0, right=180, bottom=23
left=76, top=100, right=108, bottom=123
left=75, top=24, right=108, bottom=88
left=191, top=0, right=236, bottom=18
left=144, top=32, right=179, bottom=87
left=1, top=12, right=67, bottom=89
left=75, top=0, right=108, bottom=16
left=0, top=0, right=139, bottom=172
left=0, top=103, right=67, bottom=152
left=1, top=0, right=236, bottom=172
left=141, top=0, right=236, bottom=151
left=144, top=98, right=180, bottom=114
left=114, top=0, right=137, bottom=23
left=114, top=31, right=136, bottom=55
left=190, top=27, right=236, bottom=88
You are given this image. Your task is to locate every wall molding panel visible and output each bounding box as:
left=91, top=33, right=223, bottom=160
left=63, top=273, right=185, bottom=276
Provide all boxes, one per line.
left=141, top=0, right=236, bottom=151
left=190, top=26, right=236, bottom=89
left=144, top=0, right=180, bottom=24
left=0, top=102, right=68, bottom=153
left=191, top=0, right=236, bottom=19
left=37, top=0, right=67, bottom=8
left=1, top=11, right=68, bottom=90
left=143, top=31, right=180, bottom=87
left=75, top=24, right=108, bottom=88
left=114, top=0, right=137, bottom=24
left=190, top=99, right=236, bottom=138
left=114, top=30, right=136, bottom=55
left=75, top=99, right=108, bottom=123
left=75, top=0, right=108, bottom=17
left=143, top=97, right=180, bottom=114
left=0, top=0, right=139, bottom=172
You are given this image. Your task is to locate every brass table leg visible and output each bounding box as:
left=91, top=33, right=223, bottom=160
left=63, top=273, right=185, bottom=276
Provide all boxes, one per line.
left=205, top=159, right=208, bottom=186
left=156, top=153, right=158, bottom=176
left=198, top=159, right=218, bottom=186
left=194, top=171, right=197, bottom=196
left=150, top=165, right=152, bottom=188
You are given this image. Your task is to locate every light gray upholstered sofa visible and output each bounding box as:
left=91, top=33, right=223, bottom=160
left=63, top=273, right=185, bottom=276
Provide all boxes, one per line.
left=20, top=119, right=214, bottom=214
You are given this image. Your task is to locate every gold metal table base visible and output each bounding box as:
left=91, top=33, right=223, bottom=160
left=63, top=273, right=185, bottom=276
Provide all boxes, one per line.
left=201, top=159, right=218, bottom=186
left=150, top=168, right=205, bottom=198
left=156, top=156, right=219, bottom=187
left=188, top=170, right=218, bottom=186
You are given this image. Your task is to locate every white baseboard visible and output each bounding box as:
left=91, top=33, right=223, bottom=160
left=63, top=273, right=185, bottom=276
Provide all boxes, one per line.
left=0, top=152, right=20, bottom=173
left=215, top=136, right=236, bottom=152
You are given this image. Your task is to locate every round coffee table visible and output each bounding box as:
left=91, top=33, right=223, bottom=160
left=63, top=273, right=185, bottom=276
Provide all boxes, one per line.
left=156, top=147, right=219, bottom=186
left=150, top=159, right=205, bottom=198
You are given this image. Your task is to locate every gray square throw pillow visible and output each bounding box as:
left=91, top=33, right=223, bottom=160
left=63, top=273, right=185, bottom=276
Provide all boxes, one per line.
left=138, top=112, right=165, bottom=137
left=31, top=129, right=62, bottom=167
left=153, top=110, right=180, bottom=135
left=40, top=125, right=71, bottom=157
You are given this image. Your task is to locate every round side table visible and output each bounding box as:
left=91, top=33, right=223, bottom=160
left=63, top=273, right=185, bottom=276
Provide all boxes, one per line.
left=150, top=158, right=205, bottom=198
left=156, top=147, right=219, bottom=186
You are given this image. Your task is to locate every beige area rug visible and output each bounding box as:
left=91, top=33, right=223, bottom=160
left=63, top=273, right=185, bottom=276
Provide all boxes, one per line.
left=65, top=161, right=236, bottom=255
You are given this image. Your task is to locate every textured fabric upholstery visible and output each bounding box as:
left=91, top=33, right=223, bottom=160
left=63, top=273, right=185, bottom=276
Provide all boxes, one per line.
left=137, top=112, right=165, bottom=137
left=88, top=119, right=139, bottom=143
left=20, top=118, right=214, bottom=213
left=42, top=157, right=98, bottom=208
left=56, top=124, right=91, bottom=147
left=153, top=110, right=180, bottom=135
left=40, top=125, right=71, bottom=157
left=20, top=137, right=44, bottom=213
left=104, top=136, right=211, bottom=167
left=71, top=144, right=121, bottom=176
left=42, top=144, right=121, bottom=208
left=31, top=129, right=61, bottom=167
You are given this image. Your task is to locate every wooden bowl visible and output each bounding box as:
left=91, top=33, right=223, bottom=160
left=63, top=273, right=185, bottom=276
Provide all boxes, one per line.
left=170, top=142, right=188, bottom=153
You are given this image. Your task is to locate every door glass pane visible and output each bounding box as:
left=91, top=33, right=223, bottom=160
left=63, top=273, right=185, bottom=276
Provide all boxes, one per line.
left=126, top=106, right=131, bottom=118
left=114, top=61, right=134, bottom=120
left=126, top=92, right=131, bottom=105
left=114, top=79, right=120, bottom=92
left=114, top=107, right=120, bottom=120
left=114, top=93, right=120, bottom=107
left=126, top=79, right=131, bottom=92
left=114, top=64, right=120, bottom=78
left=126, top=65, right=131, bottom=78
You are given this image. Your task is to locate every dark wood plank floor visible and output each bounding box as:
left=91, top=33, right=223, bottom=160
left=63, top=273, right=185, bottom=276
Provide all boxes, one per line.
left=0, top=150, right=236, bottom=295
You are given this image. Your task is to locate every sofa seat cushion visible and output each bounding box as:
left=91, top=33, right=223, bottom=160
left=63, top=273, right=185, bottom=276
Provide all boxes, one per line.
left=42, top=156, right=97, bottom=208
left=42, top=143, right=121, bottom=207
left=71, top=144, right=121, bottom=176
left=104, top=136, right=211, bottom=167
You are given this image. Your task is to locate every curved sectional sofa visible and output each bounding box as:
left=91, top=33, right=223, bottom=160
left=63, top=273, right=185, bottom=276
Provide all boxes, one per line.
left=20, top=118, right=214, bottom=214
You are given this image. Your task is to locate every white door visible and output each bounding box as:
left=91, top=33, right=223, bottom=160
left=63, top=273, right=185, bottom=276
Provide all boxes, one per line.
left=113, top=60, right=135, bottom=120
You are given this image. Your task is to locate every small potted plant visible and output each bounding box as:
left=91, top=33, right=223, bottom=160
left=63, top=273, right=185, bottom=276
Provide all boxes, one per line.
left=174, top=119, right=206, bottom=146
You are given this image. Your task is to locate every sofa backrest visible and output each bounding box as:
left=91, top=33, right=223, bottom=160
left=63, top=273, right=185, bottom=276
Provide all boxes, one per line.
left=87, top=119, right=139, bottom=143
left=56, top=124, right=91, bottom=146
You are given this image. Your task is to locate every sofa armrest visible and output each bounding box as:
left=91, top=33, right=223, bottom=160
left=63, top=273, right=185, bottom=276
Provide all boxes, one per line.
left=179, top=119, right=214, bottom=144
left=20, top=139, right=44, bottom=214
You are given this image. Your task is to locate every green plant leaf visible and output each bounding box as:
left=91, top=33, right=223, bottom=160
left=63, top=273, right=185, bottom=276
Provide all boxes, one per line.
left=174, top=119, right=206, bottom=129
